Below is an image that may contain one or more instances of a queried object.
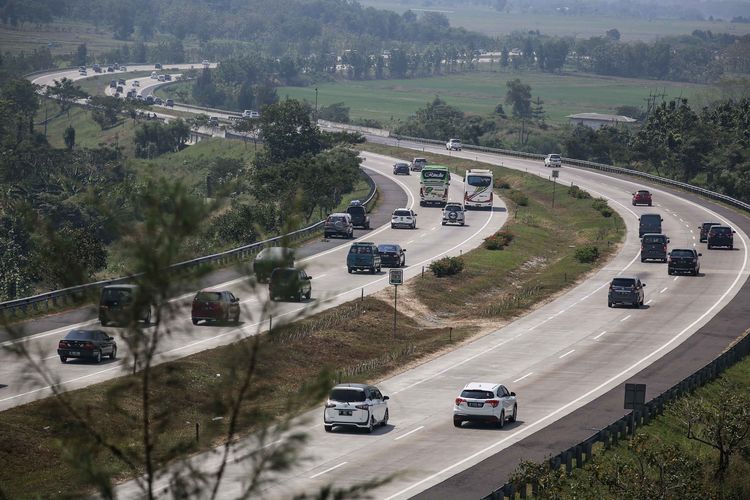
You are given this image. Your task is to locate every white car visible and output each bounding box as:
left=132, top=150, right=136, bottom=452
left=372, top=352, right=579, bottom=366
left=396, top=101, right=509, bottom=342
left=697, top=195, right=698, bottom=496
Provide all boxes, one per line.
left=446, top=138, right=462, bottom=151
left=120, top=66, right=127, bottom=71
left=133, top=80, right=140, bottom=87
left=453, top=382, right=517, bottom=428
left=323, top=383, right=389, bottom=433
left=544, top=153, right=562, bottom=167
left=391, top=208, right=417, bottom=229
left=242, top=109, right=260, bottom=118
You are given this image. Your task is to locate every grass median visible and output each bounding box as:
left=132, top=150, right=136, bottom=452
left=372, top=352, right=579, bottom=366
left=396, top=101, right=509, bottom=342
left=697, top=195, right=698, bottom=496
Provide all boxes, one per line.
left=0, top=147, right=624, bottom=497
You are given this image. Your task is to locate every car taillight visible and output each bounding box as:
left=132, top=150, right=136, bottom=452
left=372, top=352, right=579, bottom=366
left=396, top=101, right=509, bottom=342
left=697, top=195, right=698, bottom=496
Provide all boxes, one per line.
left=663, top=245, right=667, bottom=252
left=668, top=257, right=672, bottom=263
left=455, top=397, right=465, bottom=405
left=693, top=258, right=698, bottom=263
left=58, top=341, right=68, bottom=348
left=487, top=400, right=500, bottom=408
left=641, top=244, right=644, bottom=251
left=82, top=342, right=95, bottom=350
left=355, top=404, right=369, bottom=410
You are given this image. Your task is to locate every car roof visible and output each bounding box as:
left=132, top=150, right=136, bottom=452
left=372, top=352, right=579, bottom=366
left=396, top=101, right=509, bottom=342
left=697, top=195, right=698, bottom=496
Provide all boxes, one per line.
left=462, top=382, right=501, bottom=391
left=103, top=284, right=138, bottom=290
left=613, top=276, right=638, bottom=281
left=413, top=157, right=426, bottom=161
left=197, top=288, right=226, bottom=293
left=394, top=208, right=412, bottom=211
left=329, top=212, right=349, bottom=217
left=671, top=248, right=696, bottom=252
left=332, top=383, right=369, bottom=390
left=352, top=241, right=375, bottom=246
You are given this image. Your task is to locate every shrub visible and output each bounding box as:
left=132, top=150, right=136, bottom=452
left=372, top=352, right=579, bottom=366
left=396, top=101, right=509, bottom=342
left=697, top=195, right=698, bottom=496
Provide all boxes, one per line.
left=508, top=189, right=529, bottom=206
left=484, top=230, right=514, bottom=250
left=568, top=184, right=592, bottom=199
left=429, top=256, right=464, bottom=277
left=599, top=207, right=613, bottom=217
left=494, top=177, right=511, bottom=189
left=574, top=245, right=600, bottom=263
left=592, top=197, right=614, bottom=217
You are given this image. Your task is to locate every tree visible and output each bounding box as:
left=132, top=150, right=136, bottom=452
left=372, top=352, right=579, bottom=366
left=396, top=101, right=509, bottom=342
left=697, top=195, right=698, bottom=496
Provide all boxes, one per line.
left=259, top=99, right=322, bottom=163
left=606, top=28, right=621, bottom=41
left=74, top=43, right=87, bottom=67
left=63, top=125, right=76, bottom=150
left=46, top=78, right=87, bottom=118
left=531, top=96, right=545, bottom=123
left=34, top=225, right=107, bottom=288
left=90, top=96, right=123, bottom=129
left=317, top=102, right=350, bottom=123
left=1, top=78, right=40, bottom=141
left=505, top=78, right=532, bottom=118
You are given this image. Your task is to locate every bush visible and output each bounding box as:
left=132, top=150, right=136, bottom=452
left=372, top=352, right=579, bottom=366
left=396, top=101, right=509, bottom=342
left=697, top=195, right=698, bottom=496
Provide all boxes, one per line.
left=568, top=184, right=592, bottom=199
left=599, top=207, right=613, bottom=217
left=574, top=245, right=600, bottom=263
left=484, top=230, right=514, bottom=250
left=508, top=189, right=529, bottom=206
left=429, top=256, right=464, bottom=277
left=592, top=197, right=614, bottom=217
left=494, top=177, right=511, bottom=189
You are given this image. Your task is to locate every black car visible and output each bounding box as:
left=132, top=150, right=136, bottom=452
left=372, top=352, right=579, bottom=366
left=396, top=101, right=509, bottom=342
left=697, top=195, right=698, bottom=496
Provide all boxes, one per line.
left=640, top=234, right=669, bottom=262
left=607, top=276, right=645, bottom=308
left=707, top=225, right=735, bottom=249
left=377, top=244, right=406, bottom=267
left=270, top=267, right=312, bottom=302
left=699, top=222, right=721, bottom=243
left=58, top=329, right=117, bottom=364
left=668, top=248, right=701, bottom=276
left=99, top=284, right=151, bottom=325
left=253, top=247, right=295, bottom=283
left=346, top=202, right=370, bottom=229
left=393, top=163, right=410, bottom=175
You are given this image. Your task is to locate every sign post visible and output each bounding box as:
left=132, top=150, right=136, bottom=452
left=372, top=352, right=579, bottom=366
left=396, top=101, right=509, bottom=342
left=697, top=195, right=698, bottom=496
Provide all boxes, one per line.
left=551, top=169, right=559, bottom=208
left=389, top=269, right=403, bottom=338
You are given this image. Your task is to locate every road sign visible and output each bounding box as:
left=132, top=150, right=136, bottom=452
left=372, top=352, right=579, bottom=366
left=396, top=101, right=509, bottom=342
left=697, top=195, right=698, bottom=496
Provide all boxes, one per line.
left=389, top=269, right=403, bottom=286
left=552, top=169, right=560, bottom=178
left=624, top=383, right=646, bottom=409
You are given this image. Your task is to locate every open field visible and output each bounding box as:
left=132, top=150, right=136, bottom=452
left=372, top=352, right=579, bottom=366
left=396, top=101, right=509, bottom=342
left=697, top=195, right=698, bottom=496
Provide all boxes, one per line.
left=279, top=71, right=707, bottom=125
left=360, top=1, right=750, bottom=41
left=0, top=21, right=135, bottom=58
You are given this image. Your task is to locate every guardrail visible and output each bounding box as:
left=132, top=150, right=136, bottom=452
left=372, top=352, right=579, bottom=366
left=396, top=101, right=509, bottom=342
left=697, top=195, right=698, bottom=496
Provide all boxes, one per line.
left=483, top=328, right=750, bottom=500
left=0, top=171, right=377, bottom=320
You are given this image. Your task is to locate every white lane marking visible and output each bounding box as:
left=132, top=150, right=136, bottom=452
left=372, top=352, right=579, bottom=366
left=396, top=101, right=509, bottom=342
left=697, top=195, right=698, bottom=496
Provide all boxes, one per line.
left=316, top=273, right=328, bottom=279
left=309, top=462, right=347, bottom=479
left=679, top=218, right=684, bottom=222
left=512, top=372, right=533, bottom=383
left=673, top=276, right=679, bottom=281
left=646, top=299, right=653, bottom=305
left=559, top=349, right=575, bottom=359
left=593, top=330, right=607, bottom=340
left=406, top=240, right=414, bottom=244
left=384, top=221, right=748, bottom=500
left=660, top=287, right=668, bottom=294
left=43, top=354, right=59, bottom=360
left=620, top=315, right=631, bottom=322
left=430, top=227, right=438, bottom=231
left=690, top=229, right=694, bottom=233
left=394, top=426, right=424, bottom=441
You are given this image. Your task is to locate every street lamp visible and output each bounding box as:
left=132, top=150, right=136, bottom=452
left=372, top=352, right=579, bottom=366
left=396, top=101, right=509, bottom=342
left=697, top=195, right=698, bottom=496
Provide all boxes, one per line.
left=314, top=87, right=318, bottom=119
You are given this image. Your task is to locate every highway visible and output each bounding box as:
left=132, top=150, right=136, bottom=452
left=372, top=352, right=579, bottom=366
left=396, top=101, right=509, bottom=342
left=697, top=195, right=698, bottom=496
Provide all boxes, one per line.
left=114, top=143, right=749, bottom=499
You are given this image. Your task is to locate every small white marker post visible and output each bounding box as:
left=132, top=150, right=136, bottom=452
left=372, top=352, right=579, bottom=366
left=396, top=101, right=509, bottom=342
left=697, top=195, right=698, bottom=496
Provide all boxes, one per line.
left=389, top=269, right=403, bottom=338
left=551, top=169, right=559, bottom=208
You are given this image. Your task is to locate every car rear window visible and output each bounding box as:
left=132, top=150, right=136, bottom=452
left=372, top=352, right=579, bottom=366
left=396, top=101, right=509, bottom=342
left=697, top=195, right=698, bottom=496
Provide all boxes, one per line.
left=350, top=245, right=372, bottom=254
left=460, top=389, right=495, bottom=399
left=394, top=210, right=412, bottom=217
left=445, top=205, right=461, bottom=211
left=703, top=223, right=720, bottom=229
left=612, top=278, right=635, bottom=287
left=330, top=388, right=366, bottom=402
left=65, top=330, right=98, bottom=340
left=272, top=269, right=297, bottom=281
left=637, top=190, right=650, bottom=195
left=414, top=158, right=426, bottom=163
left=671, top=250, right=694, bottom=257
left=102, top=288, right=134, bottom=302
left=346, top=206, right=365, bottom=215
left=549, top=154, right=560, bottom=159
left=642, top=235, right=666, bottom=244
left=712, top=227, right=731, bottom=234
left=196, top=292, right=222, bottom=301
left=641, top=214, right=661, bottom=222
left=328, top=216, right=346, bottom=222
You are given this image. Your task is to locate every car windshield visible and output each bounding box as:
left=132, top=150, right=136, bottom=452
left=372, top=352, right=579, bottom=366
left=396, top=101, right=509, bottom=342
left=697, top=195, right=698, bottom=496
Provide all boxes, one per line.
left=422, top=169, right=448, bottom=180
left=378, top=245, right=398, bottom=253
left=642, top=236, right=665, bottom=244
left=467, top=175, right=492, bottom=187
left=394, top=210, right=412, bottom=217
left=330, top=388, right=366, bottom=402
left=196, top=292, right=222, bottom=301
left=65, top=330, right=98, bottom=340
left=671, top=250, right=694, bottom=257
left=612, top=278, right=636, bottom=287
left=460, top=389, right=495, bottom=399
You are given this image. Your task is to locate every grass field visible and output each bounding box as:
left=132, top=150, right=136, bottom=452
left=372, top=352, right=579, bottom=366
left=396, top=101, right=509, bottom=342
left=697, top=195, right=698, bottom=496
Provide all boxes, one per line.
left=360, top=1, right=750, bottom=41
left=279, top=70, right=706, bottom=125
left=0, top=21, right=135, bottom=58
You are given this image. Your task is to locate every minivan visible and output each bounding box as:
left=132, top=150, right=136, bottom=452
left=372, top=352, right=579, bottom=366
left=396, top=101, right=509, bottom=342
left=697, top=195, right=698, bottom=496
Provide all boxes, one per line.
left=347, top=242, right=381, bottom=274
left=607, top=277, right=645, bottom=308
left=346, top=201, right=370, bottom=229
left=269, top=268, right=312, bottom=302
left=99, top=284, right=151, bottom=325
left=707, top=225, right=736, bottom=249
left=641, top=234, right=669, bottom=262
left=638, top=213, right=663, bottom=238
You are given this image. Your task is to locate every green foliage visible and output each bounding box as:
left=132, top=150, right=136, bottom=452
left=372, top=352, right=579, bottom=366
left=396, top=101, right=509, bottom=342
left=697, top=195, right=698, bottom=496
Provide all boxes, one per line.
left=574, top=245, right=600, bottom=263
left=568, top=184, right=592, bottom=199
left=429, top=256, right=465, bottom=277
left=508, top=189, right=529, bottom=206
left=34, top=225, right=107, bottom=288
left=318, top=102, right=350, bottom=123
left=394, top=96, right=496, bottom=144
left=259, top=99, right=321, bottom=163
left=209, top=202, right=280, bottom=246
left=89, top=96, right=123, bottom=130
left=133, top=119, right=190, bottom=158
left=505, top=78, right=532, bottom=118
left=63, top=125, right=75, bottom=150
left=483, top=230, right=514, bottom=250
left=494, top=177, right=511, bottom=189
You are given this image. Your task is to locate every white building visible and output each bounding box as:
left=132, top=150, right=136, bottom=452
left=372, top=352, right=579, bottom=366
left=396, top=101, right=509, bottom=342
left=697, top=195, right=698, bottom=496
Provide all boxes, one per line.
left=567, top=113, right=637, bottom=130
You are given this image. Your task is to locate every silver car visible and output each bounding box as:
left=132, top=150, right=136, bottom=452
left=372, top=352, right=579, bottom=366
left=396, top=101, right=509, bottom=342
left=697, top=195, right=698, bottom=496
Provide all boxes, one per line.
left=324, top=383, right=389, bottom=433
left=442, top=202, right=465, bottom=226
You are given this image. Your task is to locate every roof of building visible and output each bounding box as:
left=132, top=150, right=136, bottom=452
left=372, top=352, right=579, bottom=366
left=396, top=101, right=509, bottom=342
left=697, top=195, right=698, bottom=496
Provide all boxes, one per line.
left=566, top=113, right=637, bottom=123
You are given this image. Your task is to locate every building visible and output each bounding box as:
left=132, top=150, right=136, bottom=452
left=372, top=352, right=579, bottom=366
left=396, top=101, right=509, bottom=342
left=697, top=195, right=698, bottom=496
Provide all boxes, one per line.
left=566, top=113, right=637, bottom=130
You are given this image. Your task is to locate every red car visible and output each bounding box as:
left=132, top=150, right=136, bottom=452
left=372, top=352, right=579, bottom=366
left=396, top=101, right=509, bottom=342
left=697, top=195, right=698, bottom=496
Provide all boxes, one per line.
left=632, top=190, right=652, bottom=206
left=191, top=290, right=240, bottom=325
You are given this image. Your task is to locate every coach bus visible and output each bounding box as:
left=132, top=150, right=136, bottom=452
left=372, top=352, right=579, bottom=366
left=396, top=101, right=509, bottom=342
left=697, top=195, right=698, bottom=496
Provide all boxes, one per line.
left=463, top=169, right=494, bottom=209
left=419, top=166, right=451, bottom=206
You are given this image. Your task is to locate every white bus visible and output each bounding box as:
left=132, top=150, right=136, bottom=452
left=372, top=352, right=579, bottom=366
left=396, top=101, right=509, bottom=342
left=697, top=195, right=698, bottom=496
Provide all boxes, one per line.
left=420, top=166, right=451, bottom=206
left=463, top=169, right=493, bottom=209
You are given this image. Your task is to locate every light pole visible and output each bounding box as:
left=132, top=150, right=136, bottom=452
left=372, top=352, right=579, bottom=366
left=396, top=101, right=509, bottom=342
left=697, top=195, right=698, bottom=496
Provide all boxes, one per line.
left=314, top=87, right=318, bottom=120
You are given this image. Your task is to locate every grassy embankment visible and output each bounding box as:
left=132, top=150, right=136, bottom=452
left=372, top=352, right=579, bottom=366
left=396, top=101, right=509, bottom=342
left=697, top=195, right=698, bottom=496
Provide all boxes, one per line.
left=0, top=145, right=624, bottom=497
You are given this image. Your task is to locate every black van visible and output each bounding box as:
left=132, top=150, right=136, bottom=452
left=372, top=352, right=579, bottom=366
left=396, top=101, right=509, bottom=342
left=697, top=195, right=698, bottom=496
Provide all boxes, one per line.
left=253, top=247, right=295, bottom=283
left=638, top=213, right=663, bottom=238
left=641, top=234, right=669, bottom=262
left=346, top=201, right=370, bottom=229
left=269, top=268, right=312, bottom=302
left=99, top=284, right=151, bottom=325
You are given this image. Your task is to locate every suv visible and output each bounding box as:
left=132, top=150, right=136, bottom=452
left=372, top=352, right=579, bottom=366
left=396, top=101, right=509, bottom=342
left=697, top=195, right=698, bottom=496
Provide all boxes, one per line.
left=324, top=383, right=389, bottom=433
left=208, top=116, right=220, bottom=126
left=57, top=329, right=117, bottom=364
left=446, top=138, right=462, bottom=151
left=607, top=276, right=646, bottom=308
left=707, top=225, right=736, bottom=249
left=411, top=157, right=427, bottom=172
left=638, top=213, right=663, bottom=238
left=393, top=162, right=410, bottom=175
left=346, top=201, right=370, bottom=229
left=391, top=208, right=417, bottom=229
left=668, top=248, right=701, bottom=276
left=544, top=154, right=562, bottom=167
left=347, top=242, right=382, bottom=274
left=191, top=290, right=240, bottom=325
left=99, top=284, right=151, bottom=325
left=632, top=190, right=652, bottom=206
left=641, top=234, right=669, bottom=262
left=699, top=222, right=721, bottom=242
left=442, top=202, right=465, bottom=226
left=453, top=382, right=517, bottom=428
left=269, top=268, right=312, bottom=302
left=165, top=99, right=174, bottom=107
left=253, top=246, right=295, bottom=283
left=324, top=212, right=354, bottom=239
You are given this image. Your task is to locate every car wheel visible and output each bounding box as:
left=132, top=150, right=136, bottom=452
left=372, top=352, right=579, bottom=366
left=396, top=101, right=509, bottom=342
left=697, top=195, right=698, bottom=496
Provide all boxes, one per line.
left=608, top=301, right=613, bottom=308
left=348, top=267, right=353, bottom=274
left=234, top=312, right=240, bottom=324
left=100, top=318, right=108, bottom=326
left=382, top=409, right=389, bottom=427
left=667, top=269, right=672, bottom=275
left=442, top=221, right=446, bottom=226
left=460, top=222, right=465, bottom=226
left=391, top=224, right=395, bottom=229
left=306, top=290, right=311, bottom=300
left=453, top=418, right=462, bottom=428
left=640, top=257, right=645, bottom=262
left=648, top=202, right=652, bottom=206
left=730, top=245, right=734, bottom=250
left=94, top=350, right=102, bottom=364
left=497, top=410, right=505, bottom=429
left=367, top=417, right=376, bottom=433
left=296, top=291, right=302, bottom=302
left=324, top=233, right=329, bottom=239
left=510, top=404, right=517, bottom=423
left=707, top=244, right=712, bottom=249
left=370, top=266, right=376, bottom=274
left=110, top=346, right=117, bottom=360
left=60, top=356, right=67, bottom=363
left=412, top=223, right=416, bottom=229
left=192, top=318, right=199, bottom=325
left=144, top=309, right=151, bottom=325
left=324, top=425, right=333, bottom=433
